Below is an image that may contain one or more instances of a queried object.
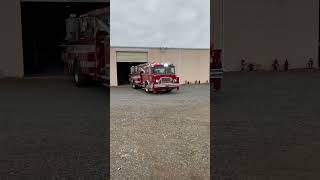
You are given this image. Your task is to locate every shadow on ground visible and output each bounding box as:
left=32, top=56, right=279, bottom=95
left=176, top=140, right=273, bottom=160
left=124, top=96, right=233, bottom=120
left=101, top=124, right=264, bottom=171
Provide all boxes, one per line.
left=0, top=76, right=108, bottom=179
left=212, top=72, right=320, bottom=180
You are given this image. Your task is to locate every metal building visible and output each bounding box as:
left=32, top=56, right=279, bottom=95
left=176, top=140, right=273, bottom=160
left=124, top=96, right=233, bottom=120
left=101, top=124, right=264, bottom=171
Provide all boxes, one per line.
left=110, top=47, right=210, bottom=86
left=213, top=0, right=319, bottom=71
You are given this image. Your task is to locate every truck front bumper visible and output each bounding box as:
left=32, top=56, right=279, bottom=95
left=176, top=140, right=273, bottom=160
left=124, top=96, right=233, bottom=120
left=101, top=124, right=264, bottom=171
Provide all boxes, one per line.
left=153, top=83, right=180, bottom=90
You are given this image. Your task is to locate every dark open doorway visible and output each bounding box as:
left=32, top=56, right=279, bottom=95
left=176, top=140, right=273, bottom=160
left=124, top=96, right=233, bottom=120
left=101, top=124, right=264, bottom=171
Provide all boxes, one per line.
left=117, top=62, right=144, bottom=85
left=21, top=2, right=108, bottom=76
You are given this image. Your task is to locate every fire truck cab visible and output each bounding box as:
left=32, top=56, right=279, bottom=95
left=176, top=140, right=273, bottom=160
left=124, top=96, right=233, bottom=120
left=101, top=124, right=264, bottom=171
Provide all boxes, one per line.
left=129, top=62, right=180, bottom=93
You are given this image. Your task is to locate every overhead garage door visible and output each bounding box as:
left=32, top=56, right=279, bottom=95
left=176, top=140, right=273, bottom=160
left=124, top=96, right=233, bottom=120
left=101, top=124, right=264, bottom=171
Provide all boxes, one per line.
left=116, top=51, right=148, bottom=62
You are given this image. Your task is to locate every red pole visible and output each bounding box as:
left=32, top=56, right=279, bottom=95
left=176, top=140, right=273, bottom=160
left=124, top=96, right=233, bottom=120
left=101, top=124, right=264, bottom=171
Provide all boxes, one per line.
left=210, top=42, right=223, bottom=91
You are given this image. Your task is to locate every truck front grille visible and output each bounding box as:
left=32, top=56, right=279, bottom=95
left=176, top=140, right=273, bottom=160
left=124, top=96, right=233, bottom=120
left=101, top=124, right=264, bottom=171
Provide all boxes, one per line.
left=161, top=77, right=172, bottom=83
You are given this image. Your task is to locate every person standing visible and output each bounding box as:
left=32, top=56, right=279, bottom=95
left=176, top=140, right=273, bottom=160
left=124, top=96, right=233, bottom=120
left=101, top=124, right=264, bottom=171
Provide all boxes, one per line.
left=273, top=59, right=279, bottom=71
left=284, top=59, right=289, bottom=71
left=241, top=59, right=246, bottom=71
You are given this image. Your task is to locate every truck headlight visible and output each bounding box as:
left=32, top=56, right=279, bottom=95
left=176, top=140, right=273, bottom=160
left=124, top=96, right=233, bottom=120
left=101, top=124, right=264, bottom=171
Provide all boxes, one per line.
left=156, top=79, right=160, bottom=83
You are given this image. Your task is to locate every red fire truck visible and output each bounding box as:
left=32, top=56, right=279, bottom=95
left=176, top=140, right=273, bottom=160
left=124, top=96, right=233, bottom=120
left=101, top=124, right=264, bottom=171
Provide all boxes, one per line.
left=210, top=41, right=223, bottom=91
left=62, top=8, right=109, bottom=86
left=129, top=62, right=180, bottom=93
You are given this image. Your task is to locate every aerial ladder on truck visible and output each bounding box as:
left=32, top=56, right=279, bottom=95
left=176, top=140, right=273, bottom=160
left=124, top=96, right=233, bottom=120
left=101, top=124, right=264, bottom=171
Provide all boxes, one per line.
left=63, top=8, right=110, bottom=86
left=79, top=8, right=110, bottom=83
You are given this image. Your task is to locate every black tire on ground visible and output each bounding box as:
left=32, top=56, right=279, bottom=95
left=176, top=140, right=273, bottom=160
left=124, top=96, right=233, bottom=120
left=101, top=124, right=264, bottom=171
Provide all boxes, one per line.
left=73, top=61, right=87, bottom=87
left=166, top=89, right=172, bottom=93
left=144, top=82, right=150, bottom=93
left=132, top=81, right=138, bottom=89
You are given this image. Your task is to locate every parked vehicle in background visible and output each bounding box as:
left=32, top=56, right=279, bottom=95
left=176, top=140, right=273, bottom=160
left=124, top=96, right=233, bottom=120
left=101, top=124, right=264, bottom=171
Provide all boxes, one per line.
left=129, top=62, right=180, bottom=93
left=62, top=8, right=109, bottom=86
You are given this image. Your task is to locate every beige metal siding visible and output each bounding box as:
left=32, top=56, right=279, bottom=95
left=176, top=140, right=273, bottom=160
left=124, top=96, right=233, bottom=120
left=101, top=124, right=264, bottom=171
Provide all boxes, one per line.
left=111, top=47, right=210, bottom=86
left=223, top=0, right=319, bottom=71
left=0, top=0, right=24, bottom=78
left=116, top=51, right=148, bottom=62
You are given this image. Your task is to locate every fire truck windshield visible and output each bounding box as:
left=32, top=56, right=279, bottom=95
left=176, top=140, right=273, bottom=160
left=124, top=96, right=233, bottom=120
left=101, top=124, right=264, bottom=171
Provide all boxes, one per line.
left=153, top=65, right=175, bottom=74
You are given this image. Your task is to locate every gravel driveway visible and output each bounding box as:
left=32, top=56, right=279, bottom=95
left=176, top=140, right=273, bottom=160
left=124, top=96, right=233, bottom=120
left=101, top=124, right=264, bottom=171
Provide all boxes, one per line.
left=111, top=84, right=210, bottom=179
left=0, top=76, right=108, bottom=180
left=212, top=71, right=320, bottom=180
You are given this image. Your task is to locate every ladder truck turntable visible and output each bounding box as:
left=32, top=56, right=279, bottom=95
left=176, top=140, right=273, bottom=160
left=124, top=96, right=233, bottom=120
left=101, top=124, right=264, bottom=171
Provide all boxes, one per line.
left=62, top=7, right=109, bottom=86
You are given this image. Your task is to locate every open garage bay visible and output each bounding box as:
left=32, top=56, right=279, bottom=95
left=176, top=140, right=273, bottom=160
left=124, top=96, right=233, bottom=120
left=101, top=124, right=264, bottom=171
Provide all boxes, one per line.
left=110, top=85, right=210, bottom=179
left=212, top=71, right=320, bottom=180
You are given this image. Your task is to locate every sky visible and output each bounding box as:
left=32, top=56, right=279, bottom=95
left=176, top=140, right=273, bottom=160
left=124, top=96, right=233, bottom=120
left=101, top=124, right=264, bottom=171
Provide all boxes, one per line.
left=110, top=0, right=210, bottom=48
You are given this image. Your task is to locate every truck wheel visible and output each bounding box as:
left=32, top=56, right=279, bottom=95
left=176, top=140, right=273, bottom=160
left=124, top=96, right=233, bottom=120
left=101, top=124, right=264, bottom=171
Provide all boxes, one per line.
left=144, top=83, right=150, bottom=93
left=132, top=81, right=138, bottom=89
left=74, top=61, right=87, bottom=86
left=166, top=89, right=172, bottom=93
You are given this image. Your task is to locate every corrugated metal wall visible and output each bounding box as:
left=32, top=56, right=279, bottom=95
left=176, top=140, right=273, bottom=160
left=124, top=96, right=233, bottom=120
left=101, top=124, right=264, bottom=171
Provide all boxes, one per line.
left=110, top=47, right=210, bottom=86
left=222, top=0, right=319, bottom=71
left=0, top=0, right=24, bottom=78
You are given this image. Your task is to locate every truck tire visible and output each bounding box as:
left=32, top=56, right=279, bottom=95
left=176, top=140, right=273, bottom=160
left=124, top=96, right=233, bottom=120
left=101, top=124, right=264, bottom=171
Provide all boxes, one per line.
left=166, top=89, right=172, bottom=93
left=73, top=61, right=87, bottom=86
left=131, top=81, right=138, bottom=89
left=144, top=82, right=150, bottom=93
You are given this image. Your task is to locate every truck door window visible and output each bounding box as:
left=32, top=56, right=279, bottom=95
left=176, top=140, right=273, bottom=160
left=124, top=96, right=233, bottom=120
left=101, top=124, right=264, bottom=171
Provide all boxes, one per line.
left=168, top=66, right=175, bottom=74
left=153, top=66, right=165, bottom=74
left=153, top=66, right=175, bottom=74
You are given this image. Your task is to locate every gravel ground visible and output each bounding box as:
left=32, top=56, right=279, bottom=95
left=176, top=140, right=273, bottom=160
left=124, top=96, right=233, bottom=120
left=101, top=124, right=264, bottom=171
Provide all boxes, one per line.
left=212, top=71, right=320, bottom=180
left=110, top=84, right=210, bottom=179
left=0, top=76, right=108, bottom=180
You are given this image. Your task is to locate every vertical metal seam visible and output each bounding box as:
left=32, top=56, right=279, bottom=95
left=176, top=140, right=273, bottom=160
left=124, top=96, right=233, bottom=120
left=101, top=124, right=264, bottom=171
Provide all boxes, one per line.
left=220, top=0, right=224, bottom=69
